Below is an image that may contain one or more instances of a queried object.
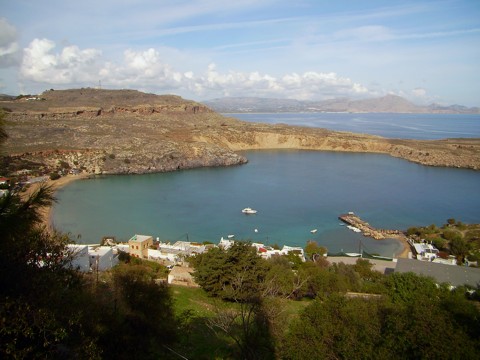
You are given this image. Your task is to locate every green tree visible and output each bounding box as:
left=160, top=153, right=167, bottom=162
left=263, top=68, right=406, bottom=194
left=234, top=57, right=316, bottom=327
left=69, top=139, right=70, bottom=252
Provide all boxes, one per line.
left=281, top=294, right=384, bottom=359
left=102, top=264, right=177, bottom=358
left=191, top=241, right=267, bottom=301
left=304, top=240, right=326, bottom=261
left=0, top=181, right=100, bottom=357
left=449, top=237, right=470, bottom=258
left=383, top=272, right=438, bottom=304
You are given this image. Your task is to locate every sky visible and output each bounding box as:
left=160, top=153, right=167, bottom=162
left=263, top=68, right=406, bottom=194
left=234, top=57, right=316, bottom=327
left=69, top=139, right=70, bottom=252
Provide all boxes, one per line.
left=1, top=0, right=479, bottom=106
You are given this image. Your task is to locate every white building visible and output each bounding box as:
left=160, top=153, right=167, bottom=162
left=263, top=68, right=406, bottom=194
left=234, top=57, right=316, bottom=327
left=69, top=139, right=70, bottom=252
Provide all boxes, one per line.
left=67, top=244, right=90, bottom=272
left=89, top=246, right=119, bottom=271
left=66, top=244, right=119, bottom=272
left=219, top=237, right=235, bottom=250
left=217, top=239, right=306, bottom=262
left=148, top=240, right=207, bottom=263
left=412, top=242, right=439, bottom=261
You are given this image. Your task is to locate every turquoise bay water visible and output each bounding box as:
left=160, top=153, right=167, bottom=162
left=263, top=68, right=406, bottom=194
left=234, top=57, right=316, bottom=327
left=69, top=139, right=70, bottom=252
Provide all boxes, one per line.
left=53, top=150, right=480, bottom=257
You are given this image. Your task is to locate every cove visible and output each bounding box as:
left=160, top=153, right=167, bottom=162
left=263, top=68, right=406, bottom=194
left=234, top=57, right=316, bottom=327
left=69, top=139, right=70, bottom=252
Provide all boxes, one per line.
left=52, top=150, right=480, bottom=257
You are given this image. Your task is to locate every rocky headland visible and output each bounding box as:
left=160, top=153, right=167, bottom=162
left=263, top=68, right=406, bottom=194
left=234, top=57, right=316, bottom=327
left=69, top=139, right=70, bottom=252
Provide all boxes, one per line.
left=2, top=88, right=479, bottom=176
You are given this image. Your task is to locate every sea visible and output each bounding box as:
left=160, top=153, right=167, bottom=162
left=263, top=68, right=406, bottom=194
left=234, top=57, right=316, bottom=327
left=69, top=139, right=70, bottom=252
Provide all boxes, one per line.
left=52, top=113, right=480, bottom=256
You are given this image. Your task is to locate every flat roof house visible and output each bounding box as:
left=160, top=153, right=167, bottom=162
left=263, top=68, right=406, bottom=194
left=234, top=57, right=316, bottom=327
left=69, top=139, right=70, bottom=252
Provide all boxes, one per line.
left=89, top=246, right=119, bottom=272
left=128, top=234, right=153, bottom=259
left=67, top=244, right=90, bottom=272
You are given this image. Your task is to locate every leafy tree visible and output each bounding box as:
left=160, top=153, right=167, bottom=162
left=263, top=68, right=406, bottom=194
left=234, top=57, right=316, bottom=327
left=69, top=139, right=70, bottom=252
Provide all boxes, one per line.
left=383, top=272, right=438, bottom=304
left=0, top=180, right=100, bottom=357
left=102, top=264, right=177, bottom=358
left=304, top=240, right=326, bottom=261
left=443, top=229, right=461, bottom=241
left=431, top=236, right=447, bottom=250
left=297, top=261, right=346, bottom=298
left=281, top=294, right=384, bottom=359
left=263, top=256, right=305, bottom=299
left=191, top=241, right=267, bottom=301
left=449, top=237, right=470, bottom=258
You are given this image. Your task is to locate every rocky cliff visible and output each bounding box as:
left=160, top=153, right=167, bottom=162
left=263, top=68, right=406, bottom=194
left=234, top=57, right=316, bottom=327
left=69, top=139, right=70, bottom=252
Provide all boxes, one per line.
left=2, top=88, right=479, bottom=175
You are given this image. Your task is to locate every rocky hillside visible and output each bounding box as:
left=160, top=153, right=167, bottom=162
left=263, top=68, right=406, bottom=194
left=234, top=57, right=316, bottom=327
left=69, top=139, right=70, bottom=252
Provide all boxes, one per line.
left=1, top=88, right=479, bottom=176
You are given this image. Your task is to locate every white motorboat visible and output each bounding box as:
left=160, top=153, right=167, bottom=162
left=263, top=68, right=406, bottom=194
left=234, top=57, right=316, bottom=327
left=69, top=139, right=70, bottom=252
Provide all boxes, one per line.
left=242, top=207, right=257, bottom=214
left=310, top=229, right=318, bottom=234
left=227, top=234, right=235, bottom=239
left=347, top=225, right=361, bottom=233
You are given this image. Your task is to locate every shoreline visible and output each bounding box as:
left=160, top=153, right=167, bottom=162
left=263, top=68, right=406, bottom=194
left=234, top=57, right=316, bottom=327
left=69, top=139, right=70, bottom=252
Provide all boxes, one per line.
left=34, top=173, right=91, bottom=230
left=38, top=171, right=412, bottom=259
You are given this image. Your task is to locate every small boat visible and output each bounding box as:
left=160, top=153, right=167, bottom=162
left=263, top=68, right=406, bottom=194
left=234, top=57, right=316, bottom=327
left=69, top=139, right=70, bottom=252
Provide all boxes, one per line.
left=347, top=225, right=361, bottom=233
left=227, top=234, right=235, bottom=239
left=310, top=229, right=318, bottom=234
left=254, top=229, right=258, bottom=233
left=242, top=207, right=257, bottom=214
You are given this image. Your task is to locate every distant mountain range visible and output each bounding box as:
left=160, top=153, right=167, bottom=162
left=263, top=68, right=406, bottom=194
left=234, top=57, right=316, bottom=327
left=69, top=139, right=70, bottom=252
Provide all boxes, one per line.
left=203, top=95, right=480, bottom=114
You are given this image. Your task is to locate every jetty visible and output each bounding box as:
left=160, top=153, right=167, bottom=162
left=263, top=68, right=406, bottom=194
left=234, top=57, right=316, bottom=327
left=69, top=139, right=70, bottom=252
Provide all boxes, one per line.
left=338, top=212, right=404, bottom=240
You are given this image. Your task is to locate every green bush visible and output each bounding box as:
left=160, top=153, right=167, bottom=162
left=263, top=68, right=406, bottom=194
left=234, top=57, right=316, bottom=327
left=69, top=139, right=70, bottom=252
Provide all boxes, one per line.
left=49, top=172, right=61, bottom=180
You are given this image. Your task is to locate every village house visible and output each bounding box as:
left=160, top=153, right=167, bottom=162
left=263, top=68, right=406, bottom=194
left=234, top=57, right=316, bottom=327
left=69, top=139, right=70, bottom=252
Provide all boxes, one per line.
left=67, top=245, right=90, bottom=272
left=66, top=244, right=119, bottom=272
left=219, top=238, right=306, bottom=262
left=128, top=234, right=153, bottom=258
left=148, top=240, right=207, bottom=263
left=411, top=240, right=440, bottom=261
left=89, top=246, right=119, bottom=271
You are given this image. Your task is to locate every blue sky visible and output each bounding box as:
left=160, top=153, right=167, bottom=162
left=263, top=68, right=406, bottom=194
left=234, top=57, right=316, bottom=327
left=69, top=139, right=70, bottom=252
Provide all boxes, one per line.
left=1, top=0, right=479, bottom=106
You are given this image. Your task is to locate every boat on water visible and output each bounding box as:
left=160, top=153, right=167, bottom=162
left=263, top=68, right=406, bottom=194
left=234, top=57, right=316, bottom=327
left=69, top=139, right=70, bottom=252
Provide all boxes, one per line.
left=347, top=225, right=361, bottom=233
left=242, top=207, right=258, bottom=214
left=310, top=229, right=318, bottom=234
left=227, top=234, right=235, bottom=239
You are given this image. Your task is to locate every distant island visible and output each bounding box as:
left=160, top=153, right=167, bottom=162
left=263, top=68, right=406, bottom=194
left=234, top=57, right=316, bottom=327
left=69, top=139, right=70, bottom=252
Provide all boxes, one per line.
left=204, top=94, right=480, bottom=114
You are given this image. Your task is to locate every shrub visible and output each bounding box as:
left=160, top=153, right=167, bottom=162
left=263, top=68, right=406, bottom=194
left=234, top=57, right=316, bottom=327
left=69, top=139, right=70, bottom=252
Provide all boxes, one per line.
left=432, top=237, right=447, bottom=250
left=49, top=173, right=61, bottom=180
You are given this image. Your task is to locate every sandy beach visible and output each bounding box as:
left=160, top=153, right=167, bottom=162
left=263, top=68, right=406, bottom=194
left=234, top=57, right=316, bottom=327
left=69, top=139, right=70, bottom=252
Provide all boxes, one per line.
left=26, top=173, right=91, bottom=229
left=389, top=235, right=411, bottom=259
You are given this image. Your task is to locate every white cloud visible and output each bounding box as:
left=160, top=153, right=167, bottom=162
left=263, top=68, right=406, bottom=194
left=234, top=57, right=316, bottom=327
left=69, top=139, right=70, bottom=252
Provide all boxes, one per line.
left=0, top=18, right=20, bottom=67
left=189, top=65, right=370, bottom=100
left=19, top=38, right=373, bottom=100
left=99, top=48, right=184, bottom=89
left=20, top=38, right=101, bottom=84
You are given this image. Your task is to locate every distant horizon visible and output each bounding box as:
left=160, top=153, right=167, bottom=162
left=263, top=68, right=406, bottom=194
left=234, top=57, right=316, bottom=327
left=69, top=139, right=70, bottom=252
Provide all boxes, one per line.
left=3, top=87, right=479, bottom=111
left=1, top=1, right=479, bottom=107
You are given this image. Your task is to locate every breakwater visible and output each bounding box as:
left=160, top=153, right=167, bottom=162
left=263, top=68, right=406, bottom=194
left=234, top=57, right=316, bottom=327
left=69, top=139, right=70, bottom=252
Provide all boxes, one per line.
left=339, top=213, right=404, bottom=240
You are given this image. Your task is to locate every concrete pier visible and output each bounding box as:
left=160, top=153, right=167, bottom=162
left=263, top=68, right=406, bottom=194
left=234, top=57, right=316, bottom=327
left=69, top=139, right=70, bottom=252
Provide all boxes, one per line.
left=339, top=212, right=403, bottom=240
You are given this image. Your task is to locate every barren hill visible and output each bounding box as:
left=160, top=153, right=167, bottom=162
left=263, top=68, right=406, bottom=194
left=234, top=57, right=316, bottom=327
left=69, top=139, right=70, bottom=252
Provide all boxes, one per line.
left=1, top=88, right=479, bottom=176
